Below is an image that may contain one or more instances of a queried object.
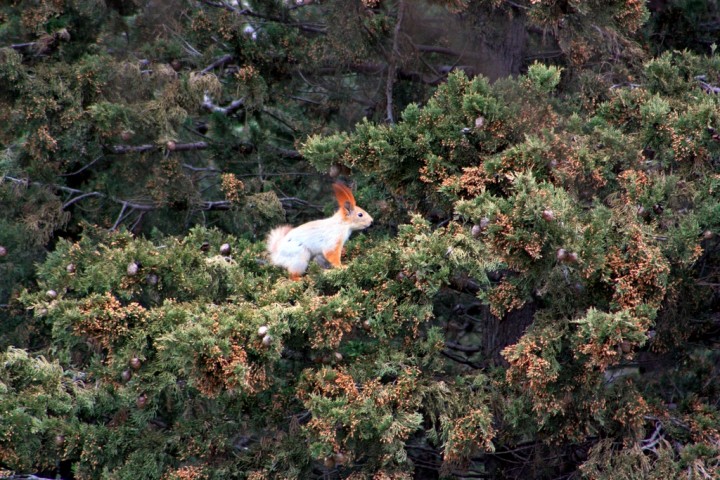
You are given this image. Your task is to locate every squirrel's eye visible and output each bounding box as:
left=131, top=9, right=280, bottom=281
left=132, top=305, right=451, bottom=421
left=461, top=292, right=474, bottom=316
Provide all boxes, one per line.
left=358, top=212, right=363, bottom=217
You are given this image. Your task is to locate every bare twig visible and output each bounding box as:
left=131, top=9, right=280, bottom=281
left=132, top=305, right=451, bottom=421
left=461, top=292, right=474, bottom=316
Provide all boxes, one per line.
left=266, top=145, right=303, bottom=159
left=10, top=42, right=36, bottom=50
left=200, top=54, right=234, bottom=75
left=107, top=144, right=156, bottom=154
left=60, top=155, right=103, bottom=177
left=182, top=163, right=221, bottom=173
left=111, top=202, right=130, bottom=230
left=202, top=93, right=245, bottom=115
left=106, top=142, right=208, bottom=154
left=385, top=0, right=405, bottom=124
left=696, top=75, right=720, bottom=93
left=170, top=141, right=210, bottom=152
left=440, top=349, right=483, bottom=369
left=2, top=175, right=231, bottom=219
left=198, top=0, right=326, bottom=34
left=62, top=191, right=103, bottom=209
left=129, top=211, right=146, bottom=231
left=445, top=341, right=482, bottom=353
left=641, top=421, right=664, bottom=451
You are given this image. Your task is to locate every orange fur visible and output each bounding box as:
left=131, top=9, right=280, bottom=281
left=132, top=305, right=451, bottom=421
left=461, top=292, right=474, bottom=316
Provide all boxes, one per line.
left=323, top=238, right=344, bottom=268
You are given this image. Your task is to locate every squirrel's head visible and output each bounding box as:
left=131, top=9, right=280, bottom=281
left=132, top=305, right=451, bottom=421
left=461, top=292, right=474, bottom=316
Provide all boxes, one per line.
left=333, top=182, right=373, bottom=231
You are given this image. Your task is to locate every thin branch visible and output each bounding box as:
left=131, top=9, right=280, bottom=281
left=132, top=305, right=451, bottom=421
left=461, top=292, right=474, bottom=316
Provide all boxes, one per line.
left=445, top=341, right=482, bottom=353
left=62, top=191, right=102, bottom=209
left=200, top=54, right=234, bottom=75
left=107, top=144, right=156, bottom=154
left=266, top=145, right=303, bottom=159
left=162, top=24, right=202, bottom=57
left=262, top=107, right=297, bottom=132
left=287, top=95, right=323, bottom=105
left=386, top=0, right=405, bottom=124
left=198, top=0, right=326, bottom=34
left=182, top=163, right=221, bottom=173
left=106, top=142, right=208, bottom=154
left=202, top=93, right=245, bottom=115
left=416, top=44, right=467, bottom=57
left=699, top=81, right=720, bottom=94
left=60, top=155, right=103, bottom=177
left=199, top=200, right=231, bottom=210
left=279, top=197, right=322, bottom=210
left=641, top=422, right=664, bottom=451
left=10, top=42, right=36, bottom=50
left=440, top=349, right=483, bottom=369
left=111, top=202, right=130, bottom=230
left=129, top=211, right=146, bottom=231
left=170, top=141, right=210, bottom=152
left=2, top=175, right=231, bottom=216
left=504, top=0, right=529, bottom=10
left=307, top=62, right=436, bottom=85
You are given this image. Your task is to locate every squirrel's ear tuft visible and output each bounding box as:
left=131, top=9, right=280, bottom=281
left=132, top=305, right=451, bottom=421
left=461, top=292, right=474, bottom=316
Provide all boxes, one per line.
left=333, top=182, right=356, bottom=210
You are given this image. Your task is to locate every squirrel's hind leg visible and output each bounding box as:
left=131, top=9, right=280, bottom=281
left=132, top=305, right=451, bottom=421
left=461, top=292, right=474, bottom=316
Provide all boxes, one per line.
left=285, top=249, right=312, bottom=280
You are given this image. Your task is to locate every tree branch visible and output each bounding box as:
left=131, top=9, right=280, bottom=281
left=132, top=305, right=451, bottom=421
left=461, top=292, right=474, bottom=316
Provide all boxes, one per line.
left=171, top=141, right=210, bottom=152
left=107, top=144, right=156, bottom=154
left=266, top=145, right=303, bottom=159
left=2, top=175, right=231, bottom=218
left=200, top=54, right=234, bottom=75
left=10, top=42, right=36, bottom=50
left=63, top=191, right=103, bottom=209
left=60, top=155, right=103, bottom=177
left=386, top=0, right=405, bottom=124
left=106, top=142, right=209, bottom=154
left=307, top=62, right=441, bottom=85
left=445, top=341, right=482, bottom=353
left=182, top=163, right=221, bottom=173
left=202, top=93, right=245, bottom=115
left=440, top=349, right=483, bottom=369
left=198, top=0, right=326, bottom=34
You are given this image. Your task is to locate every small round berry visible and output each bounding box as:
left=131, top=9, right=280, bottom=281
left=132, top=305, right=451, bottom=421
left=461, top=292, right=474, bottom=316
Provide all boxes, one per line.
left=130, top=357, right=142, bottom=370
left=126, top=262, right=139, bottom=276
left=541, top=209, right=555, bottom=221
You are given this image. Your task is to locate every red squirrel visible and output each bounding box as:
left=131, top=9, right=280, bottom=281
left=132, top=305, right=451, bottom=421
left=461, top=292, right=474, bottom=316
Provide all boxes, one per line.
left=266, top=183, right=373, bottom=280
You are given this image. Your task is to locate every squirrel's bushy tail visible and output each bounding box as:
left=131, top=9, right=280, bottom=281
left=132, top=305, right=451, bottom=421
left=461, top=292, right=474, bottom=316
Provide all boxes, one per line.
left=266, top=225, right=292, bottom=257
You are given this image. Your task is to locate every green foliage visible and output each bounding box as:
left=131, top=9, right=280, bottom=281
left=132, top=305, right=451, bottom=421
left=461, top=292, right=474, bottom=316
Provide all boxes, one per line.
left=3, top=1, right=720, bottom=479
